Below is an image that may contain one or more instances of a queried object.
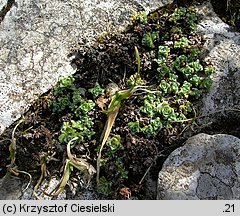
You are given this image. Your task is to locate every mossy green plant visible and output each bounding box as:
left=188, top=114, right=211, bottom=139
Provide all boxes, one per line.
left=88, top=82, right=104, bottom=99
left=45, top=5, right=216, bottom=196
left=50, top=75, right=97, bottom=147
left=174, top=37, right=190, bottom=49
left=128, top=6, right=216, bottom=137
left=97, top=176, right=112, bottom=195
left=142, top=31, right=159, bottom=48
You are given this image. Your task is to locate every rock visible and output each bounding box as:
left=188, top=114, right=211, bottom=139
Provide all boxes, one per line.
left=157, top=133, right=240, bottom=199
left=20, top=177, right=66, bottom=200
left=0, top=0, right=167, bottom=135
left=0, top=175, right=22, bottom=199
left=196, top=1, right=240, bottom=135
left=135, top=0, right=173, bottom=12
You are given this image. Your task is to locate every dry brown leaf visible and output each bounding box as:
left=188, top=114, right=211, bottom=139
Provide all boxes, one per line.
left=119, top=187, right=131, bottom=199
left=96, top=95, right=109, bottom=110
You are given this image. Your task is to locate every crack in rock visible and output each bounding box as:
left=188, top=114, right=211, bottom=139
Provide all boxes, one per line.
left=196, top=172, right=233, bottom=199
left=158, top=134, right=240, bottom=199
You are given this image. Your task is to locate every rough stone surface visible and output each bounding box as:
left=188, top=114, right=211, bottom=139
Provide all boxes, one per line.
left=21, top=178, right=66, bottom=200
left=196, top=1, right=240, bottom=127
left=157, top=133, right=240, bottom=200
left=135, top=0, right=173, bottom=12
left=0, top=175, right=22, bottom=199
left=0, top=0, right=168, bottom=135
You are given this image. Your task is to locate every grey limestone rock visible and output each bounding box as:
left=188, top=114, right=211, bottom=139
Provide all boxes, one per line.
left=157, top=133, right=240, bottom=199
left=0, top=175, right=22, bottom=199
left=135, top=0, right=173, bottom=12
left=196, top=1, right=240, bottom=131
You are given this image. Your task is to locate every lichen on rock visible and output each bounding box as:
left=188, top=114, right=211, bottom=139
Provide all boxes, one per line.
left=158, top=133, right=240, bottom=199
